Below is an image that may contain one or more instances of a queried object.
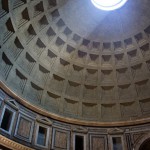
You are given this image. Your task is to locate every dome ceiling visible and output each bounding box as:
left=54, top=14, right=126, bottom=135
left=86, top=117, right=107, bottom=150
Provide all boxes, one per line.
left=0, top=0, right=150, bottom=124
left=59, top=0, right=150, bottom=41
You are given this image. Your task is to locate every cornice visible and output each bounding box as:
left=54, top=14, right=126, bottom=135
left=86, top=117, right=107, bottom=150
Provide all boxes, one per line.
left=0, top=135, right=34, bottom=150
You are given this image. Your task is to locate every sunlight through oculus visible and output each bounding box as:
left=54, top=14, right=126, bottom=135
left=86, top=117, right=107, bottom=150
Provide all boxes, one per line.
left=91, top=0, right=128, bottom=11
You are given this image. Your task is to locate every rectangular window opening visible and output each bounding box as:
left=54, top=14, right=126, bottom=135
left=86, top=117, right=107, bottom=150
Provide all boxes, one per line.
left=75, top=135, right=84, bottom=150
left=0, top=108, right=13, bottom=132
left=37, top=126, right=47, bottom=146
left=112, top=137, right=123, bottom=150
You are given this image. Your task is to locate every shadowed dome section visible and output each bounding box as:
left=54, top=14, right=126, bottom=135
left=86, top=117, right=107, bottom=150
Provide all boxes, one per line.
left=0, top=0, right=150, bottom=124
left=91, top=0, right=128, bottom=11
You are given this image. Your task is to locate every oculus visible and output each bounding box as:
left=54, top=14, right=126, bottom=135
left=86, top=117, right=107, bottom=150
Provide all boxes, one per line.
left=91, top=0, right=128, bottom=11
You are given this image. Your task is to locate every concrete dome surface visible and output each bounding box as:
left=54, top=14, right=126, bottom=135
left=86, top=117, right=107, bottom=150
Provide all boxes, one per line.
left=0, top=0, right=150, bottom=124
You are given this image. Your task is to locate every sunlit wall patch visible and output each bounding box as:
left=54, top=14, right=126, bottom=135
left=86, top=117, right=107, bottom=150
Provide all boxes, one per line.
left=91, top=0, right=128, bottom=11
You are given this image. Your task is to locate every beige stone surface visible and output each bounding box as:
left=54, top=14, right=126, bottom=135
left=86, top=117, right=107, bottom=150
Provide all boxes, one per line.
left=0, top=0, right=150, bottom=123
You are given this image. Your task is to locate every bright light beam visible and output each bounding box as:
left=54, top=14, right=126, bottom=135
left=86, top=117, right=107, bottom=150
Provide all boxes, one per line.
left=91, top=0, right=128, bottom=11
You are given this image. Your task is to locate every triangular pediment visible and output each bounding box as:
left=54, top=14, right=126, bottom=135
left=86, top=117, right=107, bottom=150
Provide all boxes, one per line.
left=5, top=98, right=19, bottom=110
left=0, top=89, right=6, bottom=100
left=72, top=126, right=88, bottom=133
left=36, top=116, right=52, bottom=125
left=107, top=128, right=124, bottom=134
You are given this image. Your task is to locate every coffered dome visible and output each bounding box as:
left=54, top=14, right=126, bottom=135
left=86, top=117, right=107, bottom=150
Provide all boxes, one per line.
left=0, top=0, right=150, bottom=124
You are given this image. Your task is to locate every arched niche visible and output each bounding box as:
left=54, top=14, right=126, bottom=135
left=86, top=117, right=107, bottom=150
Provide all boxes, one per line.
left=139, top=138, right=150, bottom=150
left=135, top=133, right=150, bottom=150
